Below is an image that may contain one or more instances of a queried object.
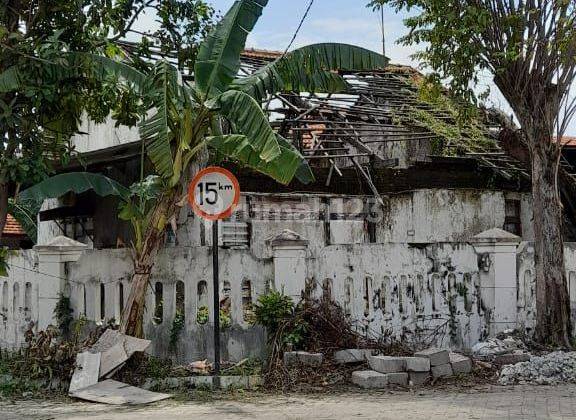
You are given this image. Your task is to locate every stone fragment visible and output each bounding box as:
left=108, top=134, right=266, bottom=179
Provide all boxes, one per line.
left=334, top=349, right=372, bottom=364
left=368, top=355, right=407, bottom=373
left=283, top=351, right=323, bottom=368
left=402, top=357, right=430, bottom=372
left=414, top=348, right=450, bottom=366
left=431, top=363, right=453, bottom=378
left=449, top=353, right=473, bottom=375
left=409, top=372, right=430, bottom=386
left=351, top=370, right=388, bottom=389
left=386, top=372, right=409, bottom=386
left=494, top=353, right=531, bottom=366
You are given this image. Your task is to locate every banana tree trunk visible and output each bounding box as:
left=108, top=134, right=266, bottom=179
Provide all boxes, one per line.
left=531, top=141, right=572, bottom=347
left=120, top=189, right=180, bottom=337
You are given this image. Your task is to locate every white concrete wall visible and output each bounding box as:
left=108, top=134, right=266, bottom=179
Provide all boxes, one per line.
left=71, top=116, right=139, bottom=154
left=168, top=189, right=535, bottom=257
left=0, top=251, right=39, bottom=349
left=3, top=235, right=564, bottom=362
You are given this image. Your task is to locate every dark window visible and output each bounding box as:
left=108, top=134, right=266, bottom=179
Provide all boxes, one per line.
left=153, top=282, right=163, bottom=324
left=504, top=199, right=522, bottom=236
left=100, top=283, right=106, bottom=320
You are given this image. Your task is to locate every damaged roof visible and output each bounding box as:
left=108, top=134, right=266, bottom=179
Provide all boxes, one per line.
left=3, top=214, right=26, bottom=237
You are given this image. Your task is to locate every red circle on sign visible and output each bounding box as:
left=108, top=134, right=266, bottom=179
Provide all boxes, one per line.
left=188, top=167, right=241, bottom=221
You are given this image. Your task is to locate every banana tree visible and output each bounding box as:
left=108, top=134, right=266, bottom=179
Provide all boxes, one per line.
left=118, top=0, right=387, bottom=336
left=19, top=0, right=387, bottom=336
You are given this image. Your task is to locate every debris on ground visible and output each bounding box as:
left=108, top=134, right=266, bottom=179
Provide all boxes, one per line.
left=69, top=379, right=171, bottom=405
left=472, top=329, right=532, bottom=367
left=68, top=329, right=171, bottom=405
left=498, top=352, right=576, bottom=385
left=262, top=292, right=412, bottom=390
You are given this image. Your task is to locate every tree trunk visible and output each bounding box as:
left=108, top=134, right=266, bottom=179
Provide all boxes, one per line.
left=0, top=182, right=9, bottom=241
left=120, top=189, right=181, bottom=337
left=531, top=143, right=572, bottom=347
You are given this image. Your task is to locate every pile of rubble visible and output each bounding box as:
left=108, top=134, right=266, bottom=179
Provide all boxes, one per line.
left=472, top=330, right=531, bottom=366
left=283, top=348, right=473, bottom=389
left=498, top=352, right=576, bottom=385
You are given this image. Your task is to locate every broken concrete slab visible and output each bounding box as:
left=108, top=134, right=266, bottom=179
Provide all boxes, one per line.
left=409, top=372, right=430, bottom=386
left=334, top=349, right=372, bottom=364
left=414, top=348, right=450, bottom=366
left=69, top=352, right=101, bottom=393
left=90, top=330, right=151, bottom=356
left=70, top=379, right=171, bottom=405
left=402, top=357, right=430, bottom=372
left=283, top=351, right=323, bottom=368
left=494, top=353, right=531, bottom=366
left=450, top=353, right=473, bottom=374
left=431, top=363, right=453, bottom=378
left=351, top=370, right=388, bottom=389
left=386, top=372, right=409, bottom=386
left=368, top=356, right=406, bottom=373
left=99, top=342, right=129, bottom=379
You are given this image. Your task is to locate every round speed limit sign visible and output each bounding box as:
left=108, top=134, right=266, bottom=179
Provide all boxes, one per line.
left=188, top=167, right=240, bottom=221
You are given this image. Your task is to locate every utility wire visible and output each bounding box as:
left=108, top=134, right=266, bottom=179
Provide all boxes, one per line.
left=283, top=0, right=315, bottom=57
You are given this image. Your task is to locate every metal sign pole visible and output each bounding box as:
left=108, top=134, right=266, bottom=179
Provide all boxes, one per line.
left=212, top=219, right=221, bottom=384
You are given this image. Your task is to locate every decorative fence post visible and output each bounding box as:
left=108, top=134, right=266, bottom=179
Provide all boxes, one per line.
left=34, top=236, right=87, bottom=331
left=269, top=230, right=309, bottom=301
left=471, top=228, right=521, bottom=335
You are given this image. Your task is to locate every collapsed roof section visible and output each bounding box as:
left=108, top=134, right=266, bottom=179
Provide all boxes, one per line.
left=233, top=50, right=535, bottom=189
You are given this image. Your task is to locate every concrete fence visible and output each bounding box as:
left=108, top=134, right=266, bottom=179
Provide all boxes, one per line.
left=2, top=229, right=576, bottom=362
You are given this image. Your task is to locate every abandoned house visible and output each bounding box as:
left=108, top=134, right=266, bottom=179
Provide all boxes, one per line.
left=2, top=49, right=576, bottom=362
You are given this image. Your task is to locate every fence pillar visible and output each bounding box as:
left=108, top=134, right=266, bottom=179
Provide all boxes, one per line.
left=34, top=236, right=87, bottom=330
left=269, top=230, right=309, bottom=301
left=472, top=228, right=521, bottom=335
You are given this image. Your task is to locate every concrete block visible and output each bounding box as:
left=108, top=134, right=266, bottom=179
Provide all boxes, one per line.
left=386, top=372, right=409, bottom=386
left=431, top=363, right=453, bottom=378
left=334, top=349, right=372, bottom=364
left=414, top=348, right=450, bottom=366
left=449, top=353, right=473, bottom=374
left=351, top=370, right=388, bottom=389
left=409, top=372, right=430, bottom=386
left=402, top=357, right=430, bottom=372
left=494, top=353, right=531, bottom=366
left=283, top=351, right=323, bottom=368
left=368, top=355, right=406, bottom=373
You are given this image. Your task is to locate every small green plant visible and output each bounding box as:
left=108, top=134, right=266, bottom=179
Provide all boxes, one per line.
left=0, top=247, right=9, bottom=277
left=169, top=310, right=185, bottom=351
left=196, top=306, right=232, bottom=329
left=254, top=291, right=294, bottom=336
left=54, top=293, right=73, bottom=339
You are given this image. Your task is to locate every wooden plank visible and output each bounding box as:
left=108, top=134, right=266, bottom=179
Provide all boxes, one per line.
left=69, top=352, right=101, bottom=393
left=70, top=380, right=171, bottom=405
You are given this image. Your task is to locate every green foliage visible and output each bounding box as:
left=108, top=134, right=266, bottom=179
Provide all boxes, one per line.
left=15, top=172, right=130, bottom=243
left=232, top=43, right=388, bottom=102
left=195, top=0, right=267, bottom=98
left=143, top=356, right=174, bottom=379
left=222, top=358, right=262, bottom=376
left=0, top=247, right=9, bottom=277
left=169, top=310, right=185, bottom=351
left=254, top=291, right=295, bottom=336
left=0, top=0, right=214, bottom=241
left=54, top=294, right=74, bottom=339
left=118, top=175, right=164, bottom=253
left=196, top=306, right=231, bottom=329
left=390, top=76, right=497, bottom=156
